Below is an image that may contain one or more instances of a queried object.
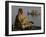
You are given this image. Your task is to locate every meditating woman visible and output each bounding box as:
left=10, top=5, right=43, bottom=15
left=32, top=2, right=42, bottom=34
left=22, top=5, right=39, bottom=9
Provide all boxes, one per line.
left=14, top=8, right=32, bottom=30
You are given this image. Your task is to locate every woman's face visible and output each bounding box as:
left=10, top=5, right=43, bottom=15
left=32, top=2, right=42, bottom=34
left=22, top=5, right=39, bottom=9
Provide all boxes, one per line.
left=18, top=8, right=23, bottom=15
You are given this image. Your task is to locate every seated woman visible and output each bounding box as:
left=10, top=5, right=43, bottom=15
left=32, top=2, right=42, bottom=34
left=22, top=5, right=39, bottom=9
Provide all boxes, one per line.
left=14, top=8, right=32, bottom=30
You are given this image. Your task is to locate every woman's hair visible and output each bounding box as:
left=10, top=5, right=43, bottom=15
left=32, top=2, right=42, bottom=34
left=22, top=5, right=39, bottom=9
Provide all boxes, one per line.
left=18, top=8, right=23, bottom=14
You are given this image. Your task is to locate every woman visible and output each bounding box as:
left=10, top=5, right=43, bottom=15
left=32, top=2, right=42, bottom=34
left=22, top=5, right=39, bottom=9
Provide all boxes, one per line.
left=14, top=8, right=32, bottom=30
